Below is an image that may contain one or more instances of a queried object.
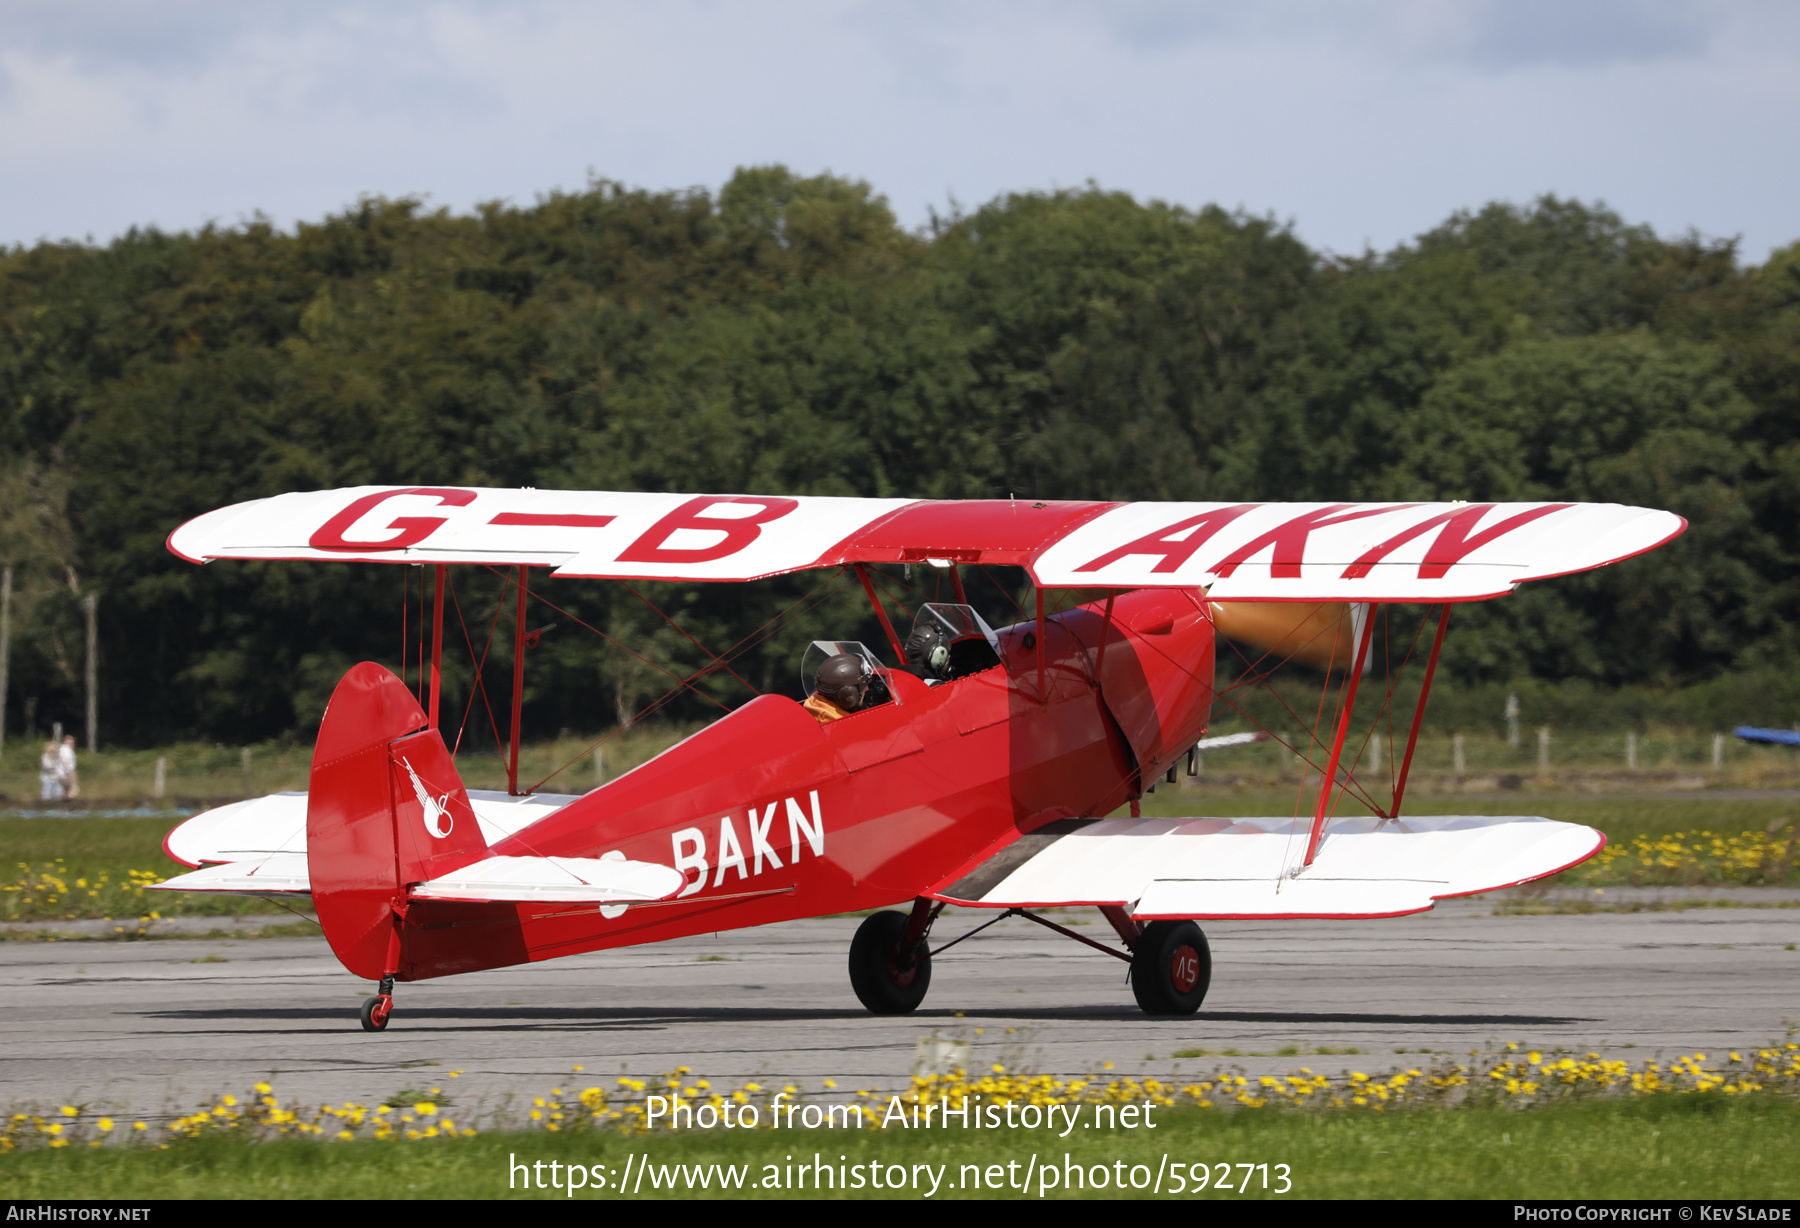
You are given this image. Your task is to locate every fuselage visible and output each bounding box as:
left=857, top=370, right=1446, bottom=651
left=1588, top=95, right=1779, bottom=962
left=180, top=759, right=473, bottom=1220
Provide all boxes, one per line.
left=396, top=586, right=1217, bottom=980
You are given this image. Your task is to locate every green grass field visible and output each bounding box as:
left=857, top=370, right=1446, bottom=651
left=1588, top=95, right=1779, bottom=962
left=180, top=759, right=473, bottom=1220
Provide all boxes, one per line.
left=1, top=1097, right=1791, bottom=1199
left=1135, top=788, right=1799, bottom=837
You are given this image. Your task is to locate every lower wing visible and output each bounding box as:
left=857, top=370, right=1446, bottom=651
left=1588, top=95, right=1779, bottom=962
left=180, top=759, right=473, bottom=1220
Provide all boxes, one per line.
left=930, top=814, right=1602, bottom=920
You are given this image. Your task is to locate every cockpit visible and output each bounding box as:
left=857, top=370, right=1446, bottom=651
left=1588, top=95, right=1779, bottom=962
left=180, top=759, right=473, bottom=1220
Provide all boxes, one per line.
left=899, top=603, right=1002, bottom=683
left=799, top=604, right=1003, bottom=723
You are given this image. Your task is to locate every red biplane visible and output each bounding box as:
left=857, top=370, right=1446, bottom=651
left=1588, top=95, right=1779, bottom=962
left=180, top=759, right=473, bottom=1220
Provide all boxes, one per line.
left=153, top=489, right=1683, bottom=1029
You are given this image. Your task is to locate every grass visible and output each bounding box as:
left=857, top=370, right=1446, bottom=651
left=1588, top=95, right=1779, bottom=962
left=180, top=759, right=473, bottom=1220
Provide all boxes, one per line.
left=1491, top=900, right=1800, bottom=915
left=0, top=1097, right=1792, bottom=1199
left=0, top=818, right=290, bottom=920
left=1133, top=788, right=1799, bottom=836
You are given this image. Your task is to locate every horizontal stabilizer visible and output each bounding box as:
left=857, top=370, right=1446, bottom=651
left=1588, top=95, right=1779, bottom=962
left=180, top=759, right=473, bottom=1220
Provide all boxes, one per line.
left=151, top=849, right=682, bottom=906
left=931, top=814, right=1602, bottom=919
left=162, top=789, right=585, bottom=868
left=151, top=853, right=311, bottom=897
left=409, top=854, right=684, bottom=904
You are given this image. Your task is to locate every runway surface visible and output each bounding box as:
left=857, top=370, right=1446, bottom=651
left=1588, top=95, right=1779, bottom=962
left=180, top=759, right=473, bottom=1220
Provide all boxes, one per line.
left=4, top=896, right=1797, bottom=1120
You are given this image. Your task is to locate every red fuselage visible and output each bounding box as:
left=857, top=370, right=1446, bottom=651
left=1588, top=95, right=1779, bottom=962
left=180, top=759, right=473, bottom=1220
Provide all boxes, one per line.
left=395, top=587, right=1216, bottom=981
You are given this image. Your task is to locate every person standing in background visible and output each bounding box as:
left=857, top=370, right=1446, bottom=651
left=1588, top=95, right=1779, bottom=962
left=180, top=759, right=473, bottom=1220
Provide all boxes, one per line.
left=39, top=741, right=61, bottom=801
left=57, top=734, right=78, bottom=799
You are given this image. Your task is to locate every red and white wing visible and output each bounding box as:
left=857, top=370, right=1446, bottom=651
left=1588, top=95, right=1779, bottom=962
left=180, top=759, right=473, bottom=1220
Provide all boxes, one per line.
left=1027, top=501, right=1684, bottom=600
left=169, top=488, right=1682, bottom=598
left=169, top=487, right=916, bottom=582
left=929, top=814, right=1603, bottom=920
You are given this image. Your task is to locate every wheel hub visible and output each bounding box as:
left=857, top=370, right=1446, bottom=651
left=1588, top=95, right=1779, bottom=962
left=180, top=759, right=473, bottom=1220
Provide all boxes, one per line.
left=1170, top=944, right=1201, bottom=994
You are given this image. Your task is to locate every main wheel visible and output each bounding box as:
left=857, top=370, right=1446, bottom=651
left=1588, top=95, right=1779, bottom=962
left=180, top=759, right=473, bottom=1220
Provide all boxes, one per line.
left=848, top=910, right=932, bottom=1014
left=1130, top=920, right=1211, bottom=1015
left=359, top=995, right=392, bottom=1032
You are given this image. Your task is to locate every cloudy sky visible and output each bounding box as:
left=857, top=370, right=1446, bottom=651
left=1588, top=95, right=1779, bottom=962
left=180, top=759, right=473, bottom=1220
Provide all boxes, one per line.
left=2, top=0, right=1796, bottom=261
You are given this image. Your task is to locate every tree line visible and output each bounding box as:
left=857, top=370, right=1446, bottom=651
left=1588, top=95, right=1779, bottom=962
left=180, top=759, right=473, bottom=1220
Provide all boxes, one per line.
left=1, top=167, right=1797, bottom=748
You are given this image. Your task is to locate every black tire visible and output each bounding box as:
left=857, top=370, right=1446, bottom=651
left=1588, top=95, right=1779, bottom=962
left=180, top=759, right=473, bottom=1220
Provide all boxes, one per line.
left=848, top=910, right=932, bottom=1014
left=359, top=995, right=391, bottom=1032
left=1130, top=921, right=1211, bottom=1016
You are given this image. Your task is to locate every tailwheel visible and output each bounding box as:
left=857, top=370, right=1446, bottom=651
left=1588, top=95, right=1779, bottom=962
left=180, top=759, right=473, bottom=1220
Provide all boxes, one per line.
left=1130, top=920, right=1211, bottom=1016
left=360, top=992, right=394, bottom=1032
left=848, top=910, right=932, bottom=1014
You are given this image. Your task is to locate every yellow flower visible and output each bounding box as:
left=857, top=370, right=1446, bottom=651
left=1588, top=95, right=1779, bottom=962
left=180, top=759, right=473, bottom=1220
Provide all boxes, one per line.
left=97, top=1118, right=113, bottom=1133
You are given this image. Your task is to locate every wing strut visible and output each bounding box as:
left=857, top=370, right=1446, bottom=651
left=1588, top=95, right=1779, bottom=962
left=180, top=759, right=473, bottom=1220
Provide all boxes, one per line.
left=428, top=564, right=445, bottom=729
left=1387, top=603, right=1451, bottom=820
left=1035, top=589, right=1047, bottom=704
left=508, top=565, right=528, bottom=795
left=1302, top=604, right=1375, bottom=866
left=854, top=563, right=906, bottom=660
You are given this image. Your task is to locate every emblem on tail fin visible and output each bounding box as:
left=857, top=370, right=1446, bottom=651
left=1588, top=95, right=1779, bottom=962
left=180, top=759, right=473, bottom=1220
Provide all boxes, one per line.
left=400, top=756, right=454, bottom=838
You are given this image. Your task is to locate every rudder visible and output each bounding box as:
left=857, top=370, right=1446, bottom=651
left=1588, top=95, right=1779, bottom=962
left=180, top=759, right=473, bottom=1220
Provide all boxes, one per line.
left=308, top=662, right=488, bottom=981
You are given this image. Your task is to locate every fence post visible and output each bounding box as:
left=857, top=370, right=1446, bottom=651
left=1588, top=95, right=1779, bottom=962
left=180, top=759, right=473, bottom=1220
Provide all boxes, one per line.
left=1626, top=732, right=1638, bottom=771
left=154, top=756, right=165, bottom=800
left=594, top=748, right=604, bottom=786
left=1452, top=733, right=1466, bottom=780
left=1370, top=732, right=1382, bottom=778
left=1537, top=727, right=1551, bottom=774
left=1712, top=733, right=1724, bottom=771
left=241, top=746, right=252, bottom=798
left=81, top=593, right=97, bottom=753
left=0, top=565, right=10, bottom=762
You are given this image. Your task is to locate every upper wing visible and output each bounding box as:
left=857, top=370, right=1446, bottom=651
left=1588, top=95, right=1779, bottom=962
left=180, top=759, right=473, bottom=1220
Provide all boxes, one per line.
left=168, top=487, right=1683, bottom=600
left=929, top=814, right=1603, bottom=920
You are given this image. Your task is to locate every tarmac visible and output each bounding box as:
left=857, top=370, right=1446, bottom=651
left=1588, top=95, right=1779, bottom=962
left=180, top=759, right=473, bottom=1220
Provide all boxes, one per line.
left=3, top=887, right=1797, bottom=1122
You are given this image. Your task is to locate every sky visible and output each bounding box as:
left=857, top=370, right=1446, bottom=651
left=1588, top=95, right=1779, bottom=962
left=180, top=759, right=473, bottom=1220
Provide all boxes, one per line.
left=2, top=0, right=1796, bottom=262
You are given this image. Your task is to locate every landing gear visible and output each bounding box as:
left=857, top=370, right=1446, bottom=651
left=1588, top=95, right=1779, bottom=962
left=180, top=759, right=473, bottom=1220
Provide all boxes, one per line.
left=849, top=910, right=932, bottom=1014
left=360, top=976, right=395, bottom=1032
left=1130, top=921, right=1211, bottom=1016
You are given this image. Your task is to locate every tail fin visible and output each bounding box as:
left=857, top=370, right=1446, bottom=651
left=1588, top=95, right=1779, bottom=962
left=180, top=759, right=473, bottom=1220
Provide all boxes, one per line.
left=308, top=662, right=488, bottom=981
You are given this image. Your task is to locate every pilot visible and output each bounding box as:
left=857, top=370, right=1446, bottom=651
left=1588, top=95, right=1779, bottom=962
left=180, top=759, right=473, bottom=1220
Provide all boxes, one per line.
left=804, top=653, right=873, bottom=723
left=899, top=619, right=952, bottom=683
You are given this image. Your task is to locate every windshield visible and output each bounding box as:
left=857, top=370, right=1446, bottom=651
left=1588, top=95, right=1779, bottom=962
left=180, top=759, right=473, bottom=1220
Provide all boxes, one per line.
left=799, top=640, right=898, bottom=707
left=905, top=603, right=1002, bottom=681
